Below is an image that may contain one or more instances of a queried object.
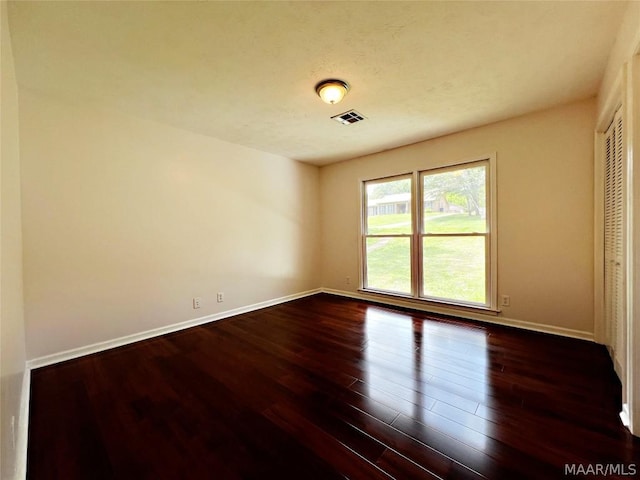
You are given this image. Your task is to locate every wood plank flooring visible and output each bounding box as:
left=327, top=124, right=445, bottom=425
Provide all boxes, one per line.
left=27, top=294, right=640, bottom=479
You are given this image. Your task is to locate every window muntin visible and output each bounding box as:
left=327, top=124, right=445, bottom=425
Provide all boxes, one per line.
left=361, top=159, right=494, bottom=309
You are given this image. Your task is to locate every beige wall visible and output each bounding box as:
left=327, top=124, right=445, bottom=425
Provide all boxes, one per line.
left=20, top=91, right=320, bottom=359
left=320, top=98, right=596, bottom=334
left=1, top=1, right=27, bottom=478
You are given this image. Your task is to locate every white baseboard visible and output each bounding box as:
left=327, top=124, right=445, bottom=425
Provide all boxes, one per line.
left=26, top=287, right=595, bottom=370
left=27, top=288, right=321, bottom=370
left=321, top=288, right=595, bottom=342
left=620, top=403, right=631, bottom=427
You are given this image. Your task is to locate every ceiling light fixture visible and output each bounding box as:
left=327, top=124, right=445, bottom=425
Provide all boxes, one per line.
left=315, top=79, right=350, bottom=105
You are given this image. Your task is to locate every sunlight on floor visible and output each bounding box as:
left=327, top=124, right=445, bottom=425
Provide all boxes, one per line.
left=363, top=305, right=492, bottom=451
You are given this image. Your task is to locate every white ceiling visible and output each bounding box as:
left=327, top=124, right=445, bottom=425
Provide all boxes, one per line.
left=7, top=1, right=628, bottom=166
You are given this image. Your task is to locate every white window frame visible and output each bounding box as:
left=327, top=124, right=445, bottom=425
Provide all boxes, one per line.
left=360, top=155, right=497, bottom=313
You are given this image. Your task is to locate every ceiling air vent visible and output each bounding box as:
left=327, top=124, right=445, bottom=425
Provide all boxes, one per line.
left=331, top=109, right=366, bottom=125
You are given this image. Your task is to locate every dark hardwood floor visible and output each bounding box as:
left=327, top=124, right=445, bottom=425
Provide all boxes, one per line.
left=28, top=294, right=640, bottom=479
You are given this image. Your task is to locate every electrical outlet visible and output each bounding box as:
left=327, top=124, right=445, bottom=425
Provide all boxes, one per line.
left=217, top=292, right=224, bottom=303
left=193, top=297, right=201, bottom=309
left=346, top=276, right=351, bottom=285
left=501, top=295, right=510, bottom=307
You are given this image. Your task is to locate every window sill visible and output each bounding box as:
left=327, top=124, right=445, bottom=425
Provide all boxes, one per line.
left=358, top=288, right=501, bottom=316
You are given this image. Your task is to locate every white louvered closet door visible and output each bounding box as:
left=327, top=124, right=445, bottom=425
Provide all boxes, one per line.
left=604, top=108, right=626, bottom=376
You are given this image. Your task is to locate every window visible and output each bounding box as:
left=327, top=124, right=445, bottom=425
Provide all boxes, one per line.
left=363, top=175, right=413, bottom=295
left=362, top=157, right=496, bottom=310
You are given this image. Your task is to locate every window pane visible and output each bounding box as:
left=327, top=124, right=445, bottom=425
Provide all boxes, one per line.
left=366, top=237, right=411, bottom=294
left=423, top=165, right=487, bottom=233
left=366, top=177, right=412, bottom=234
left=422, top=236, right=486, bottom=304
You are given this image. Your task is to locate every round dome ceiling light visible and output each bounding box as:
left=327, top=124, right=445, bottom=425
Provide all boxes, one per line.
left=315, top=79, right=350, bottom=105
